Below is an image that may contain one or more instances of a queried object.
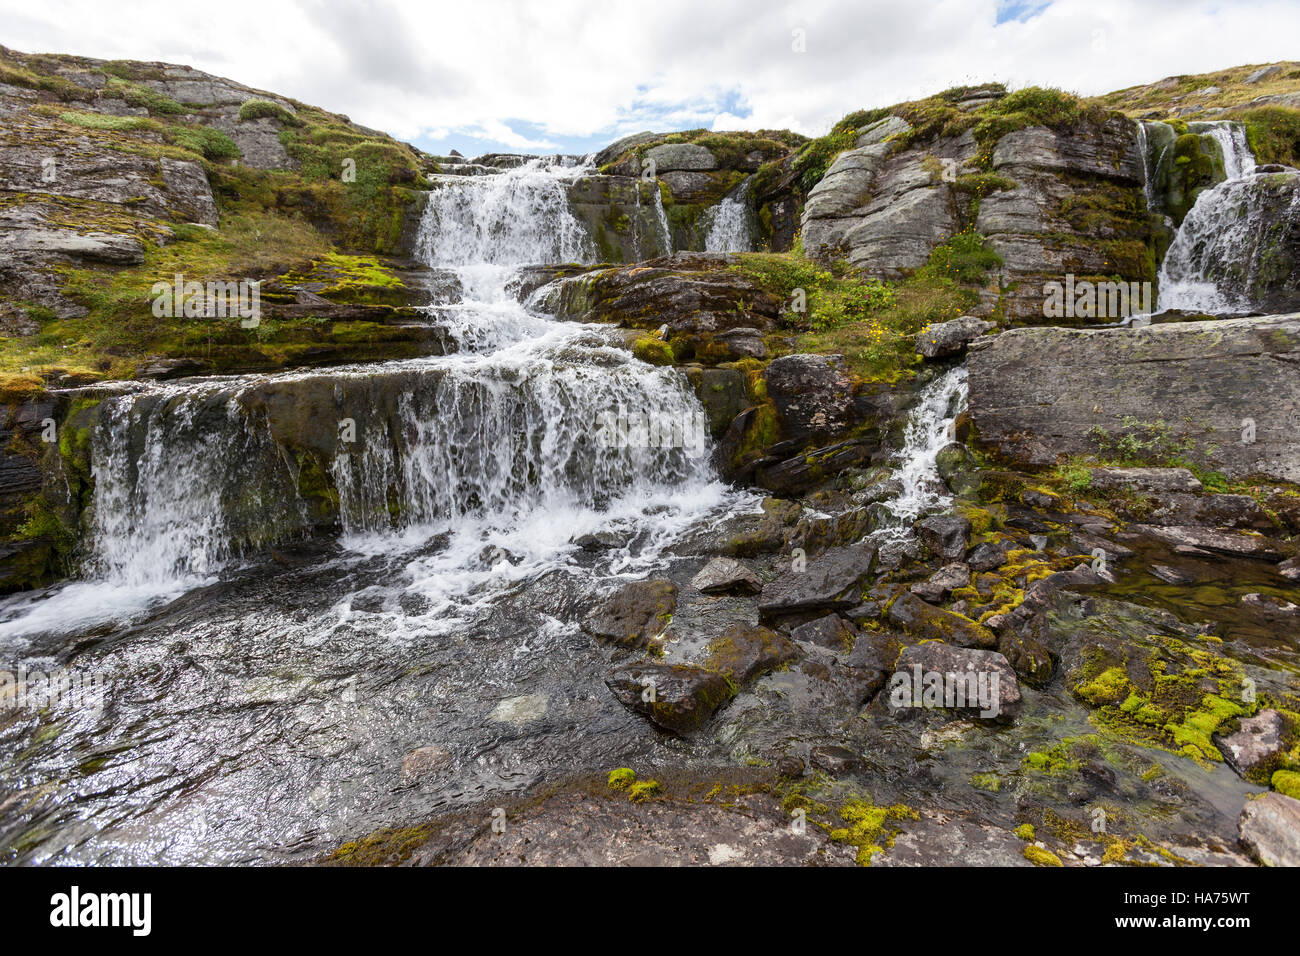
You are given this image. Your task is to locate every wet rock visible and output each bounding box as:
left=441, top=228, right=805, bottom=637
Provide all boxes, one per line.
left=1278, top=556, right=1300, bottom=582
left=704, top=623, right=799, bottom=684
left=755, top=440, right=872, bottom=496
left=916, top=316, right=995, bottom=359
left=888, top=594, right=997, bottom=649
left=606, top=662, right=735, bottom=734
left=1130, top=525, right=1286, bottom=559
left=916, top=514, right=971, bottom=561
left=790, top=613, right=856, bottom=651
left=875, top=812, right=1032, bottom=866
left=1150, top=564, right=1195, bottom=585
left=489, top=695, right=548, bottom=726
left=909, top=562, right=971, bottom=603
left=580, top=579, right=678, bottom=649
left=764, top=354, right=855, bottom=444
left=786, top=504, right=875, bottom=555
left=574, top=530, right=628, bottom=551
left=691, top=557, right=762, bottom=595
left=1239, top=792, right=1300, bottom=867
left=809, top=745, right=861, bottom=776
left=1115, top=492, right=1274, bottom=530
left=1088, top=466, right=1204, bottom=494
left=1241, top=592, right=1300, bottom=617
left=889, top=643, right=1022, bottom=720
left=758, top=544, right=877, bottom=620
left=997, top=631, right=1054, bottom=687
left=1214, top=710, right=1291, bottom=781
left=401, top=745, right=451, bottom=782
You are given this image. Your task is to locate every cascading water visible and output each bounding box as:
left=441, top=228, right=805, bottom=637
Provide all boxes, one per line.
left=1154, top=120, right=1300, bottom=313
left=873, top=366, right=968, bottom=535
left=0, top=157, right=732, bottom=639
left=702, top=179, right=754, bottom=253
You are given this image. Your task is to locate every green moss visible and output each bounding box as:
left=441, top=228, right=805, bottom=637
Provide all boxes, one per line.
left=607, top=767, right=636, bottom=791
left=1023, top=844, right=1063, bottom=867
left=827, top=799, right=919, bottom=866
left=631, top=335, right=675, bottom=366
left=238, top=98, right=300, bottom=125
left=626, top=779, right=661, bottom=803
left=971, top=772, right=1000, bottom=792
left=1271, top=769, right=1300, bottom=799
left=1014, top=823, right=1036, bottom=841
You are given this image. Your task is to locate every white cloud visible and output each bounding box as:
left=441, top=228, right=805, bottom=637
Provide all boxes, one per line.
left=1, top=0, right=1295, bottom=154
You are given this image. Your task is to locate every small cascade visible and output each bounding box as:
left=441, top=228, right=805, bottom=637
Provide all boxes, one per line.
left=874, top=366, right=968, bottom=535
left=1154, top=120, right=1299, bottom=313
left=702, top=179, right=754, bottom=253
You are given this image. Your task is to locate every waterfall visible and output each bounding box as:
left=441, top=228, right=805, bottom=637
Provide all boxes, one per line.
left=702, top=180, right=754, bottom=253
left=2, top=157, right=731, bottom=636
left=874, top=366, right=968, bottom=534
left=1155, top=120, right=1287, bottom=313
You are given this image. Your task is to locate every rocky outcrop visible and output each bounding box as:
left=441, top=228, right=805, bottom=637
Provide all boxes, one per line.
left=968, top=314, right=1300, bottom=481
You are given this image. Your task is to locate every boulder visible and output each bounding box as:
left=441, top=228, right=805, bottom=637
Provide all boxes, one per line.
left=704, top=623, right=799, bottom=684
left=968, top=316, right=1300, bottom=482
left=606, top=662, right=735, bottom=734
left=916, top=316, right=995, bottom=358
left=1238, top=792, right=1300, bottom=866
left=916, top=514, right=971, bottom=561
left=1214, top=710, right=1292, bottom=781
left=764, top=354, right=855, bottom=444
left=580, top=579, right=677, bottom=648
left=758, top=544, right=877, bottom=619
left=690, top=557, right=762, bottom=595
left=889, top=642, right=1022, bottom=720
left=888, top=593, right=997, bottom=649
left=790, top=613, right=856, bottom=650
left=644, top=143, right=717, bottom=172
left=909, top=563, right=972, bottom=603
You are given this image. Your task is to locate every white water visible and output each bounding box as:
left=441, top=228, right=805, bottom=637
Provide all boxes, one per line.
left=702, top=180, right=753, bottom=253
left=0, top=158, right=736, bottom=640
left=1157, top=121, right=1269, bottom=312
left=875, top=366, right=968, bottom=534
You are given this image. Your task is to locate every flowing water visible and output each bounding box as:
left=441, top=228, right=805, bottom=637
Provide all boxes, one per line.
left=1154, top=121, right=1298, bottom=313
left=0, top=158, right=745, bottom=864
left=702, top=179, right=754, bottom=253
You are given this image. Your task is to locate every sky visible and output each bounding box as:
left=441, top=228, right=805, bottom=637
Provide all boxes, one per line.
left=1, top=0, right=1296, bottom=158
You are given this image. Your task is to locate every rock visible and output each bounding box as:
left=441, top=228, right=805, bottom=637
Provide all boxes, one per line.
left=489, top=694, right=548, bottom=726
left=691, top=557, right=762, bottom=595
left=888, top=593, right=997, bottom=649
left=1278, top=556, right=1300, bottom=582
left=401, top=745, right=451, bottom=782
left=966, top=541, right=1008, bottom=572
left=1150, top=565, right=1195, bottom=585
left=1129, top=525, right=1286, bottom=559
left=1241, top=592, right=1300, bottom=617
left=916, top=316, right=995, bottom=358
left=1088, top=467, right=1204, bottom=494
left=776, top=755, right=806, bottom=779
left=754, top=440, right=872, bottom=495
left=758, top=544, right=877, bottom=619
left=809, top=745, right=861, bottom=775
left=789, top=613, right=856, bottom=650
left=580, top=579, right=678, bottom=648
left=934, top=442, right=971, bottom=481
left=644, top=143, right=717, bottom=172
left=763, top=354, right=855, bottom=444
left=909, top=562, right=971, bottom=603
left=968, top=316, right=1300, bottom=482
left=1214, top=710, right=1291, bottom=781
left=997, top=632, right=1054, bottom=687
left=606, top=662, right=734, bottom=734
left=1246, top=65, right=1283, bottom=84
left=916, top=514, right=971, bottom=561
left=889, top=642, right=1022, bottom=720
left=574, top=530, right=628, bottom=551
left=1239, top=792, right=1300, bottom=866
left=704, top=623, right=799, bottom=684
